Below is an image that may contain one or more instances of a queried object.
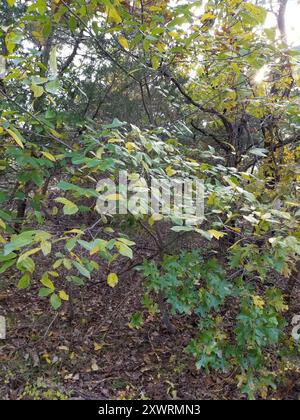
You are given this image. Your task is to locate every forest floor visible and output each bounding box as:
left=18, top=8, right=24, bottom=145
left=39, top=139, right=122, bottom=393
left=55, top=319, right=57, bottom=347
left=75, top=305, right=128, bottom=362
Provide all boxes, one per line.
left=0, top=214, right=299, bottom=400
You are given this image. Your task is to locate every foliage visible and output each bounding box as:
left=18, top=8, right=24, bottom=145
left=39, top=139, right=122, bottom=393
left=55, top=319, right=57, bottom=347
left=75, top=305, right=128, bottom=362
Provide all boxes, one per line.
left=140, top=251, right=292, bottom=399
left=0, top=0, right=300, bottom=399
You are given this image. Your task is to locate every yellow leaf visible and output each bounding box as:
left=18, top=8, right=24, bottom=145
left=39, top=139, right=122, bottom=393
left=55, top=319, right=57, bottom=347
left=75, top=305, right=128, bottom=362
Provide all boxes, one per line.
left=152, top=56, right=160, bottom=70
left=48, top=271, right=59, bottom=277
left=125, top=142, right=137, bottom=152
left=0, top=234, right=6, bottom=244
left=149, top=6, right=162, bottom=12
left=225, top=225, right=241, bottom=233
left=107, top=272, right=118, bottom=288
left=18, top=247, right=41, bottom=263
left=59, top=290, right=69, bottom=301
left=0, top=219, right=6, bottom=229
left=7, top=0, right=16, bottom=7
left=42, top=151, right=56, bottom=162
left=165, top=165, right=176, bottom=177
left=94, top=342, right=103, bottom=352
left=40, top=274, right=55, bottom=291
left=32, top=31, right=45, bottom=44
left=49, top=128, right=63, bottom=139
left=201, top=12, right=215, bottom=22
left=106, top=5, right=122, bottom=24
left=207, top=193, right=216, bottom=205
left=65, top=229, right=84, bottom=234
left=252, top=295, right=265, bottom=309
left=156, top=42, right=166, bottom=53
left=51, top=206, right=58, bottom=216
left=118, top=36, right=129, bottom=50
left=169, top=31, right=179, bottom=39
left=108, top=138, right=123, bottom=143
left=42, top=353, right=52, bottom=364
left=104, top=227, right=114, bottom=233
left=58, top=346, right=69, bottom=352
left=208, top=229, right=225, bottom=240
left=5, top=128, right=24, bottom=149
left=148, top=213, right=163, bottom=226
left=31, top=83, right=44, bottom=98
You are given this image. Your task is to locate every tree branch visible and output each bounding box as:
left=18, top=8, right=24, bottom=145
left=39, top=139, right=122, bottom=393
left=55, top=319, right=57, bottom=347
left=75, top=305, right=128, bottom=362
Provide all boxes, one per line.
left=160, top=67, right=234, bottom=140
left=191, top=120, right=230, bottom=152
left=60, top=30, right=84, bottom=75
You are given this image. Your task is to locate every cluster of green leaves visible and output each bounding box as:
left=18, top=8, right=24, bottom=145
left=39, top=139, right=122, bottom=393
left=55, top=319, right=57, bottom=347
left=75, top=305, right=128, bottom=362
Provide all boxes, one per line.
left=140, top=251, right=292, bottom=399
left=142, top=252, right=231, bottom=316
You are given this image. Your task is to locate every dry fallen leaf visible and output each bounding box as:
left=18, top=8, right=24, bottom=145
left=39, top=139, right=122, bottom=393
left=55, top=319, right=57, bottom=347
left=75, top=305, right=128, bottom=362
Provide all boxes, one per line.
left=58, top=345, right=69, bottom=352
left=94, top=342, right=103, bottom=352
left=91, top=360, right=100, bottom=371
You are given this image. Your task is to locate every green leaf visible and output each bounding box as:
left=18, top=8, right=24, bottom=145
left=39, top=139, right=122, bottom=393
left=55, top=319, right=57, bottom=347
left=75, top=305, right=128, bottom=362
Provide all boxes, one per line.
left=63, top=258, right=72, bottom=270
left=117, top=243, right=133, bottom=259
left=171, top=226, right=194, bottom=233
left=43, top=19, right=52, bottom=38
left=0, top=259, right=15, bottom=274
left=7, top=0, right=16, bottom=7
left=54, top=197, right=79, bottom=215
left=73, top=261, right=91, bottom=279
left=39, top=287, right=53, bottom=297
left=36, top=0, right=47, bottom=15
left=248, top=148, right=268, bottom=157
left=49, top=46, right=57, bottom=77
left=89, top=239, right=108, bottom=255
left=129, top=312, right=144, bottom=329
left=0, top=253, right=17, bottom=263
left=50, top=293, right=62, bottom=310
left=5, top=31, right=22, bottom=53
left=45, top=79, right=60, bottom=94
left=4, top=231, right=36, bottom=255
left=67, top=276, right=85, bottom=286
left=69, top=16, right=77, bottom=32
left=152, top=56, right=160, bottom=70
left=116, top=238, right=135, bottom=246
left=18, top=274, right=31, bottom=289
left=102, top=118, right=125, bottom=129
left=17, top=256, right=35, bottom=273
